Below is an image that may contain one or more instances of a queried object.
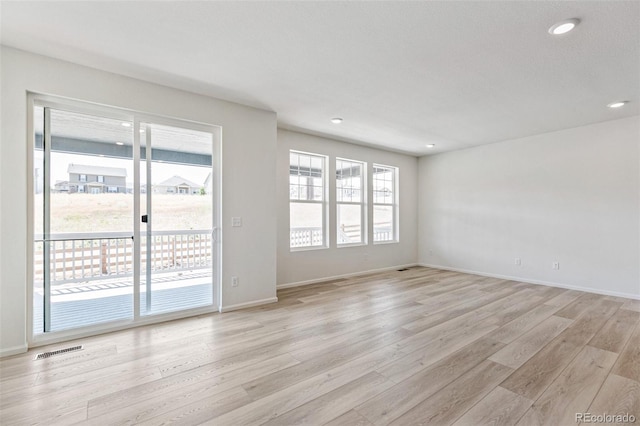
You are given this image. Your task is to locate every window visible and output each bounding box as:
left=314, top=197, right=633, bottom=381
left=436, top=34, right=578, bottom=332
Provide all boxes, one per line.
left=79, top=174, right=87, bottom=182
left=336, top=158, right=366, bottom=246
left=290, top=151, right=327, bottom=249
left=373, top=164, right=398, bottom=242
left=97, top=175, right=104, bottom=183
left=107, top=186, right=118, bottom=193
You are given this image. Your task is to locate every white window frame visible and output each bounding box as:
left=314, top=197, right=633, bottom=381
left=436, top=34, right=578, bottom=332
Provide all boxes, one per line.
left=79, top=174, right=87, bottom=182
left=289, top=150, right=328, bottom=251
left=372, top=163, right=399, bottom=243
left=97, top=175, right=104, bottom=183
left=336, top=157, right=366, bottom=247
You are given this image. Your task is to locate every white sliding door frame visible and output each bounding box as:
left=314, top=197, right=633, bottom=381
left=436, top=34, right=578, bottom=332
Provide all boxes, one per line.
left=27, top=93, right=222, bottom=348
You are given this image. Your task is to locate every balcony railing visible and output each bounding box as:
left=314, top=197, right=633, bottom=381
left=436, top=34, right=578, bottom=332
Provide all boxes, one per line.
left=291, top=222, right=392, bottom=248
left=373, top=225, right=393, bottom=242
left=34, top=229, right=213, bottom=284
left=290, top=227, right=324, bottom=248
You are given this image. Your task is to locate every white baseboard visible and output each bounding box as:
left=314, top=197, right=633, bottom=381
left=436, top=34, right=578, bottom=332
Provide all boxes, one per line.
left=219, top=297, right=279, bottom=313
left=419, top=263, right=640, bottom=301
left=0, top=344, right=28, bottom=358
left=277, top=263, right=419, bottom=290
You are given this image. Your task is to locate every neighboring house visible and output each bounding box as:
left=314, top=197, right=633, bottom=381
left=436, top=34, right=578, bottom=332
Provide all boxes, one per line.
left=53, top=180, right=70, bottom=192
left=67, top=164, right=127, bottom=194
left=154, top=176, right=202, bottom=194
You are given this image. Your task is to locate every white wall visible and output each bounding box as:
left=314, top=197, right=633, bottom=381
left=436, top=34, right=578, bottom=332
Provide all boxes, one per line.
left=0, top=47, right=278, bottom=356
left=419, top=116, right=640, bottom=299
left=277, top=129, right=418, bottom=286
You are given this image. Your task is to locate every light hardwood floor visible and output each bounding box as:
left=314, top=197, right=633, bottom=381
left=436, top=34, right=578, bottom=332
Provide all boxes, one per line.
left=1, top=267, right=639, bottom=425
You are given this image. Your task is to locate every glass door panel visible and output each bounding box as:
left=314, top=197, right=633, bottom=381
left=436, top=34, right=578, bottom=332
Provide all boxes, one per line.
left=34, top=107, right=134, bottom=333
left=140, top=122, right=214, bottom=316
left=33, top=100, right=218, bottom=337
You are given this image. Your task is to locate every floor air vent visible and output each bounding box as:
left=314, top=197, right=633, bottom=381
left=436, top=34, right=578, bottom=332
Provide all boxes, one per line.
left=397, top=268, right=409, bottom=271
left=35, top=345, right=83, bottom=360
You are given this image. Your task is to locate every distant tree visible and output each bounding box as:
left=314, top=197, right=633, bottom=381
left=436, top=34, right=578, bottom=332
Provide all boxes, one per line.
left=200, top=187, right=206, bottom=195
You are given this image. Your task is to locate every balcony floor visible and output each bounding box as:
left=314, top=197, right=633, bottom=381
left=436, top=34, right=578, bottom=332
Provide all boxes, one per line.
left=33, top=270, right=214, bottom=333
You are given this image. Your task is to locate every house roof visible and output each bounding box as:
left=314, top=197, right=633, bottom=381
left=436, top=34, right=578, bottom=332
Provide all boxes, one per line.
left=67, top=164, right=127, bottom=177
left=156, top=175, right=201, bottom=188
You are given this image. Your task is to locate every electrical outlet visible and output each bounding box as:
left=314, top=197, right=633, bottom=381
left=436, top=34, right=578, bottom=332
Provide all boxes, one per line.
left=515, top=258, right=521, bottom=266
left=231, top=217, right=242, bottom=227
left=552, top=262, right=560, bottom=270
left=231, top=276, right=239, bottom=287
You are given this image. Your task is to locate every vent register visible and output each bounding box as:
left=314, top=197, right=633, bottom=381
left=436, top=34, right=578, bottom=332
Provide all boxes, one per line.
left=34, top=345, right=83, bottom=360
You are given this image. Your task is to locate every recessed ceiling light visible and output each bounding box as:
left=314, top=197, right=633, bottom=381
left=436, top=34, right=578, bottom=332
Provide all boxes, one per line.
left=121, top=122, right=131, bottom=127
left=607, top=101, right=628, bottom=109
left=331, top=117, right=343, bottom=124
left=548, top=18, right=580, bottom=35
left=116, top=142, right=124, bottom=146
left=426, top=144, right=435, bottom=148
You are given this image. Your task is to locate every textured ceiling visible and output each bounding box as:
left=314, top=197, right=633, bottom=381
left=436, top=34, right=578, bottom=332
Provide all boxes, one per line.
left=1, top=1, right=639, bottom=155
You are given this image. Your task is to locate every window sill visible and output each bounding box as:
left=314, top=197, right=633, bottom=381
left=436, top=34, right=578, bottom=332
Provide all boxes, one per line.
left=337, top=242, right=367, bottom=248
left=373, top=240, right=399, bottom=245
left=290, top=245, right=329, bottom=253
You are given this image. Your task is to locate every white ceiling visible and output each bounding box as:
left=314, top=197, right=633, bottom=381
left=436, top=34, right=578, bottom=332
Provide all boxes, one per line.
left=2, top=1, right=639, bottom=156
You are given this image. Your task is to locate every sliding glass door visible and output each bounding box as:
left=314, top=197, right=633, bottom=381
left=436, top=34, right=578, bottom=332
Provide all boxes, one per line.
left=34, top=106, right=135, bottom=333
left=33, top=100, right=218, bottom=335
left=140, top=123, right=214, bottom=316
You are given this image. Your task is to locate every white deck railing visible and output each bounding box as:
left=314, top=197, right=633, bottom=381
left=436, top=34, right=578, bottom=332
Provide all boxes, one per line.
left=291, top=223, right=392, bottom=247
left=34, top=230, right=213, bottom=284
left=290, top=227, right=324, bottom=248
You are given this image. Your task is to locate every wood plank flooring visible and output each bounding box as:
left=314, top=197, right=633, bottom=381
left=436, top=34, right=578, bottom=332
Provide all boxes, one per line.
left=1, top=266, right=639, bottom=425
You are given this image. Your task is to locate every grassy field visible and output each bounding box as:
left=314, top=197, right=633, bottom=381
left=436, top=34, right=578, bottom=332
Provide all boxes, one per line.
left=34, top=193, right=389, bottom=235
left=35, top=193, right=212, bottom=234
